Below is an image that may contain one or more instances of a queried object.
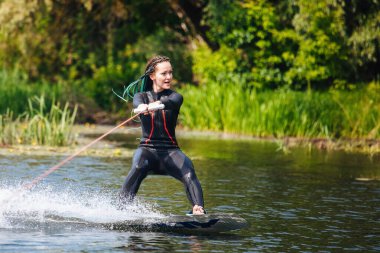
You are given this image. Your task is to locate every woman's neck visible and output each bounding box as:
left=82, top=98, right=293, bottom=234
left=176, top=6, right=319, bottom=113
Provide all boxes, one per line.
left=153, top=88, right=163, bottom=93
left=153, top=86, right=166, bottom=93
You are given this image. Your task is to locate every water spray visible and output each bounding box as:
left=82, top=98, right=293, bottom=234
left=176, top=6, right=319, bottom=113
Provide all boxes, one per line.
left=1, top=103, right=164, bottom=209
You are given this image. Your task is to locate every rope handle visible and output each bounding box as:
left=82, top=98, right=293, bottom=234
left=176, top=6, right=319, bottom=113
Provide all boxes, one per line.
left=133, top=103, right=165, bottom=114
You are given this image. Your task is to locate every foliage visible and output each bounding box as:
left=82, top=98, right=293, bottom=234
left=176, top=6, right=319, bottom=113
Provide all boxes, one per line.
left=204, top=0, right=285, bottom=89
left=191, top=43, right=244, bottom=85
left=201, top=0, right=379, bottom=90
left=0, top=0, right=192, bottom=82
left=348, top=6, right=380, bottom=80
left=0, top=0, right=379, bottom=93
left=0, top=68, right=63, bottom=115
left=179, top=81, right=380, bottom=139
left=0, top=96, right=77, bottom=146
left=286, top=0, right=349, bottom=88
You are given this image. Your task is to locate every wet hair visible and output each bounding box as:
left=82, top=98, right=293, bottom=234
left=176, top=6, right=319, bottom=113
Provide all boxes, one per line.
left=113, top=55, right=171, bottom=102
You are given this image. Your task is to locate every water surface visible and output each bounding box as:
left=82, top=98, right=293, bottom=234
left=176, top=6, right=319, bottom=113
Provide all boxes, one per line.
left=1, top=133, right=379, bottom=252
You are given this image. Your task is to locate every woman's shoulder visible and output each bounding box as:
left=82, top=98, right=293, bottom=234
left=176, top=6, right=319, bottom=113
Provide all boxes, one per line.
left=134, top=91, right=147, bottom=96
left=133, top=92, right=148, bottom=104
left=134, top=91, right=151, bottom=100
left=167, top=89, right=183, bottom=98
left=167, top=90, right=183, bottom=105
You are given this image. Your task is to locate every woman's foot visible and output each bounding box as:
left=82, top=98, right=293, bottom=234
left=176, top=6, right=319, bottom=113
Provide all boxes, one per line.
left=192, top=205, right=205, bottom=215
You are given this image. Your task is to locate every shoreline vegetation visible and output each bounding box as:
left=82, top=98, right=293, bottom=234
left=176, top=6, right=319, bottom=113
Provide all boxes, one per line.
left=177, top=129, right=380, bottom=156
left=0, top=96, right=77, bottom=147
left=178, top=82, right=380, bottom=140
left=1, top=79, right=379, bottom=155
left=176, top=82, right=380, bottom=155
left=1, top=124, right=380, bottom=157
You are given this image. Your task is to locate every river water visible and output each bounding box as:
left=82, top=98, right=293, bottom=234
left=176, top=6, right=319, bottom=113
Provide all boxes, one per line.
left=0, top=132, right=379, bottom=252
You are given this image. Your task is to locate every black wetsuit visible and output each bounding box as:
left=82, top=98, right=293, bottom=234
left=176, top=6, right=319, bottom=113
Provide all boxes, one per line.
left=121, top=89, right=204, bottom=208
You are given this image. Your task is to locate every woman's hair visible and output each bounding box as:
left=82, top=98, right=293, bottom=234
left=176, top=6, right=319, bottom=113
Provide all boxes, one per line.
left=144, top=55, right=171, bottom=91
left=113, top=55, right=171, bottom=102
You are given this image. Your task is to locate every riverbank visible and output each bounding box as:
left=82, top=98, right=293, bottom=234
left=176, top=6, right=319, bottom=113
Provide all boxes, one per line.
left=1, top=124, right=379, bottom=157
left=178, top=128, right=380, bottom=156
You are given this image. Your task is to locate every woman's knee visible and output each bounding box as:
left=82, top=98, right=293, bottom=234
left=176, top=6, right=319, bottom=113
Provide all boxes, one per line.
left=131, top=147, right=153, bottom=172
left=133, top=160, right=149, bottom=172
left=181, top=170, right=198, bottom=184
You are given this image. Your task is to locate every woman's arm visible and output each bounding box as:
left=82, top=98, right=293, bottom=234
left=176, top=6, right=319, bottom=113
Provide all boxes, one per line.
left=160, top=92, right=183, bottom=111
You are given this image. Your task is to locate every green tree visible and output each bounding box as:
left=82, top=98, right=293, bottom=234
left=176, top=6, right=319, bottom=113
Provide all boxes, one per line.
left=1, top=0, right=379, bottom=94
left=0, top=0, right=196, bottom=111
left=200, top=0, right=287, bottom=89
left=286, top=0, right=349, bottom=89
left=195, top=0, right=379, bottom=90
left=345, top=0, right=380, bottom=82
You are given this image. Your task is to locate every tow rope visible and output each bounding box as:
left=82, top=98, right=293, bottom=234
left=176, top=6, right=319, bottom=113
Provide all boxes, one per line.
left=21, top=113, right=141, bottom=191
left=0, top=113, right=140, bottom=206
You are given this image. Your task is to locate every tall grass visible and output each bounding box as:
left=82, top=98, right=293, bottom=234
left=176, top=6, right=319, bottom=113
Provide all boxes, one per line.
left=0, top=96, right=77, bottom=146
left=179, top=82, right=380, bottom=139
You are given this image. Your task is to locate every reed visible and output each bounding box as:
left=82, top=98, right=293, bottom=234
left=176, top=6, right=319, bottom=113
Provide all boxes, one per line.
left=0, top=96, right=77, bottom=146
left=0, top=110, right=20, bottom=145
left=179, top=82, right=380, bottom=140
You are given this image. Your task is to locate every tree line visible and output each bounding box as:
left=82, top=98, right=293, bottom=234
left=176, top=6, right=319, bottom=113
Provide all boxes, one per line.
left=0, top=0, right=379, bottom=110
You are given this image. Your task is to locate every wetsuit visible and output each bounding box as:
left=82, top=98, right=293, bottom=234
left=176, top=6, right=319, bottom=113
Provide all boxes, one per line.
left=121, top=89, right=204, bottom=208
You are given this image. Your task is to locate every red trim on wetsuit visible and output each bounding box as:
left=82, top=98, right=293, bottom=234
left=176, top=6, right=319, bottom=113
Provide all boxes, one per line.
left=145, top=112, right=155, bottom=144
left=162, top=110, right=176, bottom=145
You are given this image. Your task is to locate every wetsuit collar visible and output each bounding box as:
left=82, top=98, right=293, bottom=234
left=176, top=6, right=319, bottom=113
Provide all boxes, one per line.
left=150, top=89, right=171, bottom=100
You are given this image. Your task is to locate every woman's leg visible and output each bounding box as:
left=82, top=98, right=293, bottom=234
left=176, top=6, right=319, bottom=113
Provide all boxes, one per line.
left=163, top=150, right=205, bottom=212
left=120, top=147, right=156, bottom=203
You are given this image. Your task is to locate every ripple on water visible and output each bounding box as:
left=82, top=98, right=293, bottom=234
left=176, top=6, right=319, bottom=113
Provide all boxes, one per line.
left=1, top=137, right=380, bottom=252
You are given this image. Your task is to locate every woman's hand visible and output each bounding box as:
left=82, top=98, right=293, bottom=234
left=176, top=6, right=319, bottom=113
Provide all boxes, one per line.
left=134, top=101, right=164, bottom=114
left=136, top=104, right=149, bottom=114
left=149, top=101, right=162, bottom=107
left=137, top=104, right=148, bottom=111
left=148, top=101, right=163, bottom=111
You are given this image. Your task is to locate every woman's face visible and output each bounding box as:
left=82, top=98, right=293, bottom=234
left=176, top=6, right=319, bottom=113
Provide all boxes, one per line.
left=150, top=61, right=173, bottom=92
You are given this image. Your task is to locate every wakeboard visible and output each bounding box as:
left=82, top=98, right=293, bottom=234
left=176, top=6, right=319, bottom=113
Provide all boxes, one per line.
left=5, top=213, right=249, bottom=234
left=102, top=213, right=249, bottom=233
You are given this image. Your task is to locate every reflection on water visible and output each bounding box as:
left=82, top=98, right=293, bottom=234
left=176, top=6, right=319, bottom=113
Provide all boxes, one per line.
left=0, top=132, right=379, bottom=252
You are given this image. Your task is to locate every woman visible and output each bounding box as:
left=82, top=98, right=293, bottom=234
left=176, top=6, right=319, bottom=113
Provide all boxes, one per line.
left=119, top=55, right=205, bottom=215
